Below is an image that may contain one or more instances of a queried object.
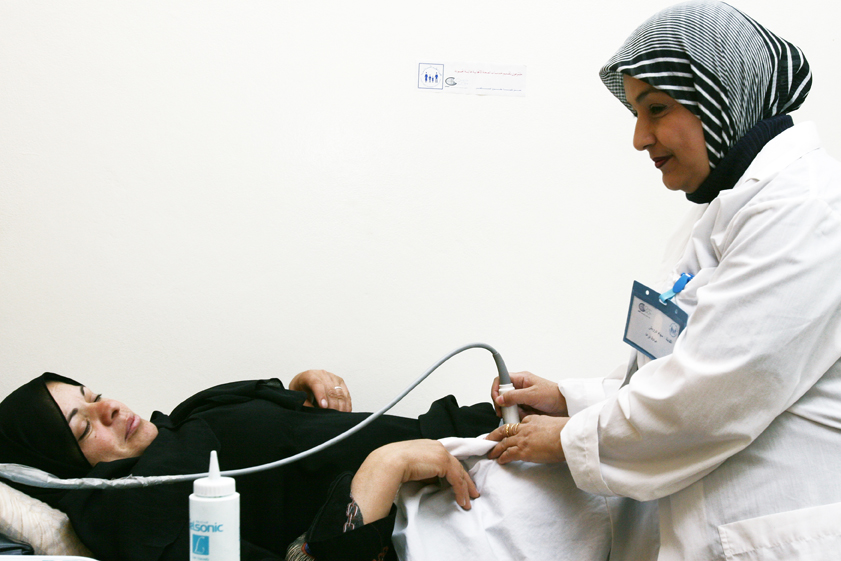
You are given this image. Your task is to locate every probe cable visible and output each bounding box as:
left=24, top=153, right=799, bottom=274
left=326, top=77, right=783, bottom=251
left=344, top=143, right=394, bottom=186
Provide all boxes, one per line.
left=0, top=342, right=512, bottom=490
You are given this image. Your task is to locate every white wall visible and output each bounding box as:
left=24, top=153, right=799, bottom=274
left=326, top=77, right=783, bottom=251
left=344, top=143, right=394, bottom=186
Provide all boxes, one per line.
left=2, top=0, right=838, bottom=420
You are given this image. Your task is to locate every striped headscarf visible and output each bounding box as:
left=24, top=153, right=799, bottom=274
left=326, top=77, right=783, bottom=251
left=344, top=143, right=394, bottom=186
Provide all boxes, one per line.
left=599, top=0, right=811, bottom=169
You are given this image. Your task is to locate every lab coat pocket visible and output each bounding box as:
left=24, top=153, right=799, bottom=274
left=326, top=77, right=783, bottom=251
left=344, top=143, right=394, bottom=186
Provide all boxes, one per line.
left=718, top=502, right=841, bottom=560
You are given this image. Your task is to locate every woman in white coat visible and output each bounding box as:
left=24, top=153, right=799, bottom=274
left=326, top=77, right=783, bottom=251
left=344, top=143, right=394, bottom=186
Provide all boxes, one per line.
left=489, top=1, right=841, bottom=559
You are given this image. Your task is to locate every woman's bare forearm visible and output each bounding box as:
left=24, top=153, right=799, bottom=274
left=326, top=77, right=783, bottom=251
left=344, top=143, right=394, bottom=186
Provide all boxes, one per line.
left=349, top=447, right=405, bottom=523
left=349, top=440, right=479, bottom=524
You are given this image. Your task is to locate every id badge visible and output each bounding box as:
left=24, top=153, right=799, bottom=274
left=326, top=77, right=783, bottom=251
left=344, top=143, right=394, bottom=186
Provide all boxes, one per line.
left=623, top=281, right=688, bottom=360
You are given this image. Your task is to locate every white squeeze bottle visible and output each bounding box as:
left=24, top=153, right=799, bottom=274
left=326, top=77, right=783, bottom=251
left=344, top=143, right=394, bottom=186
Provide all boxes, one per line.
left=189, top=450, right=240, bottom=561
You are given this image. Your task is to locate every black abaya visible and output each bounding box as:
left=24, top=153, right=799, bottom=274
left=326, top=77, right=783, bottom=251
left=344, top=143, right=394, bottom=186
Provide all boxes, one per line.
left=55, top=379, right=498, bottom=561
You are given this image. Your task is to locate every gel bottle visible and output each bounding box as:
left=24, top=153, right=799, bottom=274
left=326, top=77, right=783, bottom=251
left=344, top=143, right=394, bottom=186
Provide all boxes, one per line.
left=189, top=450, right=240, bottom=561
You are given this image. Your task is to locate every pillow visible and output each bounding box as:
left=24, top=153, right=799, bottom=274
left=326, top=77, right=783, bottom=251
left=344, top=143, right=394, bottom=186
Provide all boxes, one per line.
left=0, top=480, right=93, bottom=556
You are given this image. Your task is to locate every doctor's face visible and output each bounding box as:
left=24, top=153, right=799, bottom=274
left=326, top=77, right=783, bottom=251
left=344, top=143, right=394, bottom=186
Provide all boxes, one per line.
left=47, top=381, right=159, bottom=466
left=623, top=75, right=710, bottom=193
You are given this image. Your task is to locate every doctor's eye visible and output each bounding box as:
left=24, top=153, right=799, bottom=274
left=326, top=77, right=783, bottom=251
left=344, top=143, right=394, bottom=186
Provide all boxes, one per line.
left=648, top=103, right=667, bottom=116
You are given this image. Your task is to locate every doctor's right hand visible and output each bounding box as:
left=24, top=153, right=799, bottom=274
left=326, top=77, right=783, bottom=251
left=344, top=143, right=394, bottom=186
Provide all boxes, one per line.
left=491, top=371, right=568, bottom=418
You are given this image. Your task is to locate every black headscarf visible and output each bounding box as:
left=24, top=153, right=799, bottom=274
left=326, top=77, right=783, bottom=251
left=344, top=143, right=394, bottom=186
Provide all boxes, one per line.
left=0, top=373, right=92, bottom=506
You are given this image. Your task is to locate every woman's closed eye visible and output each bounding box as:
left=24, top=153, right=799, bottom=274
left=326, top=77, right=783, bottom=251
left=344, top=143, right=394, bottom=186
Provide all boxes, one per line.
left=79, top=421, right=91, bottom=441
left=76, top=393, right=102, bottom=441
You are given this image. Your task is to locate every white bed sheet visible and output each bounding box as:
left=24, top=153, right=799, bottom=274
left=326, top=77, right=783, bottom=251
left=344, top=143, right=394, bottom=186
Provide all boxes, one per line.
left=392, top=436, right=614, bottom=561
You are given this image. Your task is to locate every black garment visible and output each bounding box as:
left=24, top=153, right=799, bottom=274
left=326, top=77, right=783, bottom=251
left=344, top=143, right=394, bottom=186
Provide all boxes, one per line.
left=305, top=473, right=399, bottom=561
left=686, top=115, right=794, bottom=204
left=55, top=379, right=498, bottom=561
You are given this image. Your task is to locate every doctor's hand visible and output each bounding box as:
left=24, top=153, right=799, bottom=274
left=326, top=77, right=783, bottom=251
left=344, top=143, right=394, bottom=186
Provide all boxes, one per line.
left=486, top=415, right=568, bottom=465
left=491, top=371, right=568, bottom=418
left=351, top=440, right=479, bottom=524
left=289, top=369, right=352, bottom=412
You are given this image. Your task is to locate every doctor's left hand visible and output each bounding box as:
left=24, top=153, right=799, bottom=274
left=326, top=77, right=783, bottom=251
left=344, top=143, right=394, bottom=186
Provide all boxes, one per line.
left=486, top=415, right=568, bottom=465
left=289, top=369, right=353, bottom=412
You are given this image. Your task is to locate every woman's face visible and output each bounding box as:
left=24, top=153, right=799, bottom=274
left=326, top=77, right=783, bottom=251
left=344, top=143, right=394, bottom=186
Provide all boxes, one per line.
left=623, top=75, right=710, bottom=193
left=47, top=381, right=158, bottom=466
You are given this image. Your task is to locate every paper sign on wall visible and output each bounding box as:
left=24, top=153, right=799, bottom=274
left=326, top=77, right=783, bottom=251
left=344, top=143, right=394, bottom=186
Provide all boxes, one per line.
left=418, top=62, right=526, bottom=97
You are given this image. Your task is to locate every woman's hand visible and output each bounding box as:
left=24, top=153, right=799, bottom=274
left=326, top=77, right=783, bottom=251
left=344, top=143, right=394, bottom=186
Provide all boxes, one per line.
left=486, top=415, right=569, bottom=465
left=350, top=440, right=479, bottom=524
left=288, top=369, right=352, bottom=412
left=491, top=371, right=568, bottom=418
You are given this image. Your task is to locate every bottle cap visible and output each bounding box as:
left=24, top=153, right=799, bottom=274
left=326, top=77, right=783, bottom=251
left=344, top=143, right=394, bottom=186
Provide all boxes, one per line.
left=193, top=450, right=236, bottom=497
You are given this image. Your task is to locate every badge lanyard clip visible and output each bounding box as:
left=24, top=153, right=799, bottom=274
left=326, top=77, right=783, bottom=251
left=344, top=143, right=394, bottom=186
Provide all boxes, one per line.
left=659, top=273, right=694, bottom=304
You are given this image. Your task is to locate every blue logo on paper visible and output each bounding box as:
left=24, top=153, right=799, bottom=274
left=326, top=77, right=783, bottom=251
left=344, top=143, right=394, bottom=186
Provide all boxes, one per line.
left=192, top=534, right=209, bottom=555
left=418, top=63, right=444, bottom=90
left=669, top=323, right=680, bottom=338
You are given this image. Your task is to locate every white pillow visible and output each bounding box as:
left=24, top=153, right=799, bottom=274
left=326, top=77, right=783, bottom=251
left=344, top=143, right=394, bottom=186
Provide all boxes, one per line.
left=0, top=480, right=93, bottom=556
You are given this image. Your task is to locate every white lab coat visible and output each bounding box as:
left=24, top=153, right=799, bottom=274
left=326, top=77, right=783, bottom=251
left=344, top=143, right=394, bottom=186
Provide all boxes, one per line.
left=560, top=122, right=841, bottom=560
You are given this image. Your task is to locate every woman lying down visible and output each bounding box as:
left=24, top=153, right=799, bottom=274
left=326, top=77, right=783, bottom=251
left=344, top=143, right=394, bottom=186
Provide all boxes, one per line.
left=0, top=373, right=653, bottom=561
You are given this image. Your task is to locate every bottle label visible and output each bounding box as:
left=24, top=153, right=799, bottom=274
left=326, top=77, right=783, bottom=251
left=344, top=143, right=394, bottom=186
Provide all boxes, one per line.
left=189, top=499, right=240, bottom=561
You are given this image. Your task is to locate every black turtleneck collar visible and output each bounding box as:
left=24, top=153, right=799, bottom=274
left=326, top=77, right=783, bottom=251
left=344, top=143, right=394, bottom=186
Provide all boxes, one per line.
left=687, top=115, right=794, bottom=204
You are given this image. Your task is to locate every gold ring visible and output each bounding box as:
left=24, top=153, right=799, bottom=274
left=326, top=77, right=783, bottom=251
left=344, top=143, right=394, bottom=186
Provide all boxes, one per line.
left=504, top=424, right=511, bottom=438
left=513, top=422, right=520, bottom=434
